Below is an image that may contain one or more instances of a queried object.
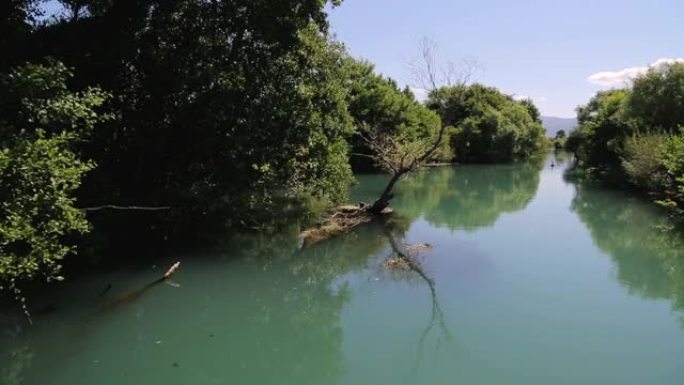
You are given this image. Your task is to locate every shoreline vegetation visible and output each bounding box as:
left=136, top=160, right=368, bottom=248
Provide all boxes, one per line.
left=8, top=0, right=667, bottom=318
left=564, top=62, right=684, bottom=220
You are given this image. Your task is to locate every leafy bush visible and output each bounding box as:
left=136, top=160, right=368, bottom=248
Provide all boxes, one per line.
left=0, top=133, right=93, bottom=286
left=0, top=61, right=108, bottom=300
left=622, top=132, right=670, bottom=190
left=655, top=129, right=684, bottom=215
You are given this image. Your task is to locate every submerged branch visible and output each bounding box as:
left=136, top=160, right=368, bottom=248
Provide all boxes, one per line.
left=101, top=262, right=181, bottom=312
left=81, top=205, right=171, bottom=212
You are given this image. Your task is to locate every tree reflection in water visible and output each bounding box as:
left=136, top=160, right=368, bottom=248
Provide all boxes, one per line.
left=396, top=157, right=544, bottom=231
left=376, top=222, right=453, bottom=383
left=569, top=177, right=684, bottom=319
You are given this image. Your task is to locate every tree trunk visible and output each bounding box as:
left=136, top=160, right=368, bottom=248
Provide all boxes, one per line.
left=369, top=170, right=404, bottom=215
left=366, top=122, right=447, bottom=215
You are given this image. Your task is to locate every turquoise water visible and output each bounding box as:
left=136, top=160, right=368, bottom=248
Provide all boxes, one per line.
left=2, top=153, right=684, bottom=384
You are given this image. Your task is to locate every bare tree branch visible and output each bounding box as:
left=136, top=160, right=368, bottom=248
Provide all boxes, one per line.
left=408, top=36, right=440, bottom=91
left=356, top=120, right=447, bottom=214
left=357, top=37, right=476, bottom=215
left=407, top=37, right=481, bottom=92
left=81, top=205, right=171, bottom=212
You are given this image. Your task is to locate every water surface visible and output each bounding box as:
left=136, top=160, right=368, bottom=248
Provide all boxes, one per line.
left=2, top=154, right=684, bottom=385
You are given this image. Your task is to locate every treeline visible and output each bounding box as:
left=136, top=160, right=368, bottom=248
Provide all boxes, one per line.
left=566, top=62, right=684, bottom=216
left=0, top=1, right=544, bottom=292
left=428, top=85, right=546, bottom=163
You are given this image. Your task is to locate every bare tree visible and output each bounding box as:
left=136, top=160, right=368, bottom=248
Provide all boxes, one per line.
left=356, top=38, right=480, bottom=216
left=407, top=37, right=481, bottom=92
left=358, top=123, right=447, bottom=215
left=408, top=37, right=441, bottom=91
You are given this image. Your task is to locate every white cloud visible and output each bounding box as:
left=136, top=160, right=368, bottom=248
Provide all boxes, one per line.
left=588, top=58, right=684, bottom=87
left=409, top=87, right=429, bottom=102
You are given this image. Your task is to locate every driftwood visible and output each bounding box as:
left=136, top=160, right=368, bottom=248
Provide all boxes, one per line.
left=102, top=261, right=181, bottom=311
left=81, top=205, right=171, bottom=212
left=299, top=203, right=393, bottom=247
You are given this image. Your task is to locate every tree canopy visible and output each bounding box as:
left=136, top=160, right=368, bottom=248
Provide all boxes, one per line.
left=0, top=61, right=108, bottom=305
left=426, top=84, right=546, bottom=163
left=567, top=62, right=684, bottom=216
left=0, top=0, right=548, bottom=294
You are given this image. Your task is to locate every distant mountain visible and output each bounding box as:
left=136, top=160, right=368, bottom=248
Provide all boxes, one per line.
left=541, top=116, right=577, bottom=137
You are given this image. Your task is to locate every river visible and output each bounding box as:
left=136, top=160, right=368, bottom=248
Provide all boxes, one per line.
left=2, top=153, right=684, bottom=385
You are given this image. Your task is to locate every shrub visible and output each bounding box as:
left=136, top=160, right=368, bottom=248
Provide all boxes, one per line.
left=622, top=132, right=670, bottom=190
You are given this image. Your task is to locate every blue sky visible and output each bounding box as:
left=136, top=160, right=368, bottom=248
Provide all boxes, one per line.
left=328, top=0, right=683, bottom=117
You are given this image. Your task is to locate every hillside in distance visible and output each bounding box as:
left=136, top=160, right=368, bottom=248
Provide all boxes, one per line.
left=542, top=116, right=577, bottom=137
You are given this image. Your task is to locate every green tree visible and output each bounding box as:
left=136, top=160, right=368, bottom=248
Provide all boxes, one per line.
left=519, top=98, right=541, bottom=123
left=27, top=0, right=354, bottom=236
left=427, top=84, right=545, bottom=163
left=568, top=63, right=684, bottom=172
left=567, top=63, right=684, bottom=218
left=571, top=89, right=631, bottom=168
left=0, top=61, right=108, bottom=305
left=627, top=63, right=684, bottom=133
left=345, top=58, right=445, bottom=170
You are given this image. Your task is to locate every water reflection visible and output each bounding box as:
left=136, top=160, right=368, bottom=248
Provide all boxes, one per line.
left=381, top=227, right=451, bottom=344
left=570, top=180, right=684, bottom=314
left=1, top=344, right=32, bottom=385
left=0, top=218, right=449, bottom=385
left=0, top=226, right=367, bottom=385
left=6, top=156, right=684, bottom=384
left=395, top=157, right=544, bottom=231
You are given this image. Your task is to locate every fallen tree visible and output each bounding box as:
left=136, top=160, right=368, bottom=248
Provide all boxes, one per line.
left=300, top=122, right=446, bottom=246
left=301, top=38, right=462, bottom=245
left=357, top=122, right=447, bottom=215
left=101, top=261, right=181, bottom=312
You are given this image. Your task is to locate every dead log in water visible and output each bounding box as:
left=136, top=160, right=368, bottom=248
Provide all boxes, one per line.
left=102, top=261, right=181, bottom=311
left=299, top=203, right=393, bottom=247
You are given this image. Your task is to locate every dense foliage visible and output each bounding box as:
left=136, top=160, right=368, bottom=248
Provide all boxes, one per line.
left=33, top=1, right=355, bottom=231
left=0, top=61, right=108, bottom=298
left=344, top=59, right=446, bottom=170
left=426, top=84, right=546, bottom=163
left=0, top=1, right=546, bottom=294
left=2, top=0, right=359, bottom=293
left=567, top=62, right=684, bottom=216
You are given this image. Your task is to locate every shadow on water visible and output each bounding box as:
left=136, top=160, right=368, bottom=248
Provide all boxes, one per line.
left=0, top=215, right=449, bottom=385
